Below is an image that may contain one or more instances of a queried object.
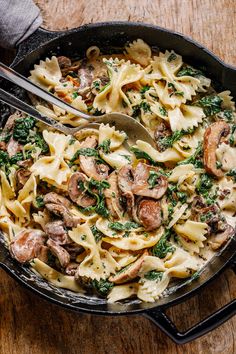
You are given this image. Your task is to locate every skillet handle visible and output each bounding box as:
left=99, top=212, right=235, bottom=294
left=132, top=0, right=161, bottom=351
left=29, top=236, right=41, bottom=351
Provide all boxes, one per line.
left=144, top=299, right=236, bottom=345
left=12, top=27, right=64, bottom=67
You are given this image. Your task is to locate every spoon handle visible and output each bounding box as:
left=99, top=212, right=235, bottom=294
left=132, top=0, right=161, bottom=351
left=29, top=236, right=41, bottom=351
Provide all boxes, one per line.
left=0, top=61, right=91, bottom=120
left=0, top=88, right=73, bottom=135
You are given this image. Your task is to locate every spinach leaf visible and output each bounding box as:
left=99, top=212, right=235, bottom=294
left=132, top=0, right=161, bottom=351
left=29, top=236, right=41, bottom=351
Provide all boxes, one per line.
left=152, top=230, right=175, bottom=258
left=131, top=147, right=157, bottom=165
left=13, top=116, right=36, bottom=144
left=144, top=270, right=163, bottom=281
left=177, top=142, right=203, bottom=168
left=92, top=279, right=114, bottom=296
left=177, top=66, right=204, bottom=77
left=108, top=221, right=139, bottom=231
left=98, top=139, right=111, bottom=154
left=90, top=225, right=104, bottom=242
left=197, top=95, right=223, bottom=116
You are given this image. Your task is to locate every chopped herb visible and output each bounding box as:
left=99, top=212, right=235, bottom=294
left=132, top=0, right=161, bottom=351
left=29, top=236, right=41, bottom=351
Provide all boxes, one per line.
left=200, top=211, right=213, bottom=222
left=84, top=178, right=110, bottom=217
left=123, top=231, right=130, bottom=238
left=147, top=171, right=160, bottom=189
left=13, top=116, right=36, bottom=144
left=159, top=106, right=168, bottom=117
left=178, top=142, right=203, bottom=168
left=98, top=139, right=111, bottom=154
left=152, top=229, right=175, bottom=258
left=0, top=150, right=9, bottom=167
left=140, top=101, right=151, bottom=112
left=81, top=235, right=87, bottom=241
left=226, top=168, right=236, bottom=182
left=120, top=154, right=131, bottom=162
left=69, top=137, right=76, bottom=145
left=167, top=82, right=184, bottom=97
left=71, top=148, right=98, bottom=163
left=197, top=95, right=223, bottom=116
left=176, top=191, right=188, bottom=204
left=92, top=80, right=100, bottom=90
left=167, top=53, right=177, bottom=62
left=144, top=270, right=163, bottom=281
left=92, top=279, right=114, bottom=296
left=132, top=101, right=151, bottom=118
left=131, top=147, right=156, bottom=165
left=196, top=173, right=213, bottom=197
left=140, top=85, right=150, bottom=98
left=29, top=132, right=49, bottom=153
left=0, top=131, right=11, bottom=143
left=108, top=221, right=139, bottom=231
left=78, top=180, right=85, bottom=191
left=91, top=225, right=104, bottom=242
left=99, top=82, right=110, bottom=93
left=35, top=195, right=45, bottom=208
left=159, top=128, right=194, bottom=150
left=72, top=92, right=78, bottom=99
left=177, top=66, right=204, bottom=77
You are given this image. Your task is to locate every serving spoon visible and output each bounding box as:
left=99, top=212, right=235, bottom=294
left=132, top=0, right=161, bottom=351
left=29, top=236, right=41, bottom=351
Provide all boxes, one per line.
left=0, top=62, right=155, bottom=147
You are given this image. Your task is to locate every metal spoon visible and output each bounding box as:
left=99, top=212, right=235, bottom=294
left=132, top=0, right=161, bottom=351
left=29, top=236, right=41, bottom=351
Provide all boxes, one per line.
left=0, top=62, right=155, bottom=147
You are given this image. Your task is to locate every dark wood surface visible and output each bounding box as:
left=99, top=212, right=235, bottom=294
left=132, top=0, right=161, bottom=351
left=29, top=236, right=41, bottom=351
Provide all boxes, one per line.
left=0, top=1, right=236, bottom=353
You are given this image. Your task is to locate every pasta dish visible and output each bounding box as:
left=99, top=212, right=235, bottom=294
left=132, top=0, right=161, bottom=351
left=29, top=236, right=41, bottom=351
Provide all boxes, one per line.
left=0, top=39, right=235, bottom=302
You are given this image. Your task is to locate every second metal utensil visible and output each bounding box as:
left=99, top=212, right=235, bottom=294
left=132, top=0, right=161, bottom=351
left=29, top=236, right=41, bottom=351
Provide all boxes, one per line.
left=0, top=88, right=155, bottom=147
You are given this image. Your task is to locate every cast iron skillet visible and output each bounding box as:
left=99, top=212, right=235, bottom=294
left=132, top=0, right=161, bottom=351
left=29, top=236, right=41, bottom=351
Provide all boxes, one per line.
left=0, top=22, right=236, bottom=344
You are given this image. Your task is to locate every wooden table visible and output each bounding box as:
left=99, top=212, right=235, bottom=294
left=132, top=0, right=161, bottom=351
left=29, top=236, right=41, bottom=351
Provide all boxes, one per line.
left=0, top=1, right=236, bottom=353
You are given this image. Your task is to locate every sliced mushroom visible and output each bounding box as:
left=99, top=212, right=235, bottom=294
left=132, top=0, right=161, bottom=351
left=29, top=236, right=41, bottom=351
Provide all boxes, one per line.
left=68, top=172, right=96, bottom=208
left=57, top=56, right=72, bottom=69
left=132, top=162, right=168, bottom=199
left=209, top=224, right=234, bottom=250
left=104, top=171, right=123, bottom=219
left=45, top=220, right=70, bottom=245
left=0, top=141, right=7, bottom=150
left=154, top=122, right=172, bottom=152
left=17, top=158, right=33, bottom=168
left=203, top=121, right=230, bottom=177
left=109, top=250, right=148, bottom=284
left=65, top=262, right=79, bottom=276
left=9, top=230, right=46, bottom=263
left=44, top=192, right=72, bottom=208
left=79, top=136, right=109, bottom=180
left=64, top=242, right=84, bottom=260
left=45, top=203, right=81, bottom=228
left=77, top=60, right=94, bottom=91
left=44, top=192, right=81, bottom=228
left=137, top=199, right=162, bottom=231
left=117, top=164, right=133, bottom=193
left=7, top=136, right=21, bottom=157
left=47, top=239, right=70, bottom=268
left=15, top=168, right=31, bottom=190
left=124, top=191, right=140, bottom=223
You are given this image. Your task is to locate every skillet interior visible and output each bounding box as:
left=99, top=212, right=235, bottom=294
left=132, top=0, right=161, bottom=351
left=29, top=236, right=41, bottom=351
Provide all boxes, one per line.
left=0, top=22, right=236, bottom=315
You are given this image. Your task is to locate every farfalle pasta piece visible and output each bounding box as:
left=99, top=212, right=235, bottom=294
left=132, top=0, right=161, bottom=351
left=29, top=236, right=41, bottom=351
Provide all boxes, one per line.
left=29, top=56, right=62, bottom=89
left=93, top=58, right=143, bottom=113
left=100, top=146, right=133, bottom=169
left=30, top=130, right=71, bottom=185
left=174, top=220, right=208, bottom=253
left=218, top=90, right=235, bottom=110
left=164, top=247, right=200, bottom=278
left=109, top=246, right=139, bottom=268
left=137, top=273, right=170, bottom=302
left=218, top=178, right=236, bottom=212
left=168, top=105, right=205, bottom=131
left=98, top=124, right=127, bottom=150
left=216, top=143, right=236, bottom=171
left=125, top=39, right=152, bottom=67
left=69, top=223, right=119, bottom=280
left=102, top=227, right=164, bottom=251
left=134, top=140, right=183, bottom=162
left=31, top=258, right=84, bottom=293
left=107, top=283, right=138, bottom=303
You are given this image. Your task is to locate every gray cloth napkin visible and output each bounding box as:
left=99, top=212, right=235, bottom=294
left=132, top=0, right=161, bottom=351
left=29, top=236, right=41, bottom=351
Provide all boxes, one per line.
left=0, top=0, right=42, bottom=49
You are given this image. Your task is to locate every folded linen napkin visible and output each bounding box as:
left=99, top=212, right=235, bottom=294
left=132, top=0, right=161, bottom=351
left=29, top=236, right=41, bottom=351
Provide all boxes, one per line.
left=0, top=0, right=42, bottom=49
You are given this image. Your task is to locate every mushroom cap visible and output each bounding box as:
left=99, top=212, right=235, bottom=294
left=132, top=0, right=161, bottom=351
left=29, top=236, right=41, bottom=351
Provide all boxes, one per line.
left=203, top=121, right=230, bottom=177
left=137, top=199, right=162, bottom=231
